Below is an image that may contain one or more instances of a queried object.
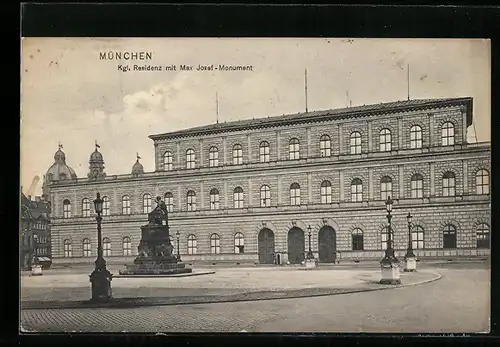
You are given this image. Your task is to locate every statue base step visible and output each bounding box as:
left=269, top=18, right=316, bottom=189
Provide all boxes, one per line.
left=119, top=261, right=192, bottom=276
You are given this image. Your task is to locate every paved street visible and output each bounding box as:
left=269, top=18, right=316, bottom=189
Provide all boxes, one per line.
left=20, top=262, right=490, bottom=333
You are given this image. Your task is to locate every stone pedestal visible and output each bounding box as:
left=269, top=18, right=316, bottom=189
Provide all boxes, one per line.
left=31, top=264, right=42, bottom=276
left=380, top=260, right=401, bottom=285
left=404, top=256, right=417, bottom=272
left=304, top=258, right=317, bottom=269
left=119, top=197, right=193, bottom=277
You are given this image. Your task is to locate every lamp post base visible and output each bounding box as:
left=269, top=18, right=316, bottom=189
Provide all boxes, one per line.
left=89, top=268, right=113, bottom=302
left=304, top=258, right=317, bottom=269
left=31, top=264, right=43, bottom=276
left=404, top=256, right=417, bottom=272
left=380, top=257, right=401, bottom=285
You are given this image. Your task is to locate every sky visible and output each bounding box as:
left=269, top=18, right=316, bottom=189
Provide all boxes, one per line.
left=20, top=38, right=491, bottom=197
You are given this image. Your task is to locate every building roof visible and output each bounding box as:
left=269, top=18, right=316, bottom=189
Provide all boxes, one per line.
left=149, top=97, right=473, bottom=141
left=20, top=192, right=51, bottom=221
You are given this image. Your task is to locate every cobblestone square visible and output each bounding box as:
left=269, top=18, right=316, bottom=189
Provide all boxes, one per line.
left=20, top=262, right=490, bottom=333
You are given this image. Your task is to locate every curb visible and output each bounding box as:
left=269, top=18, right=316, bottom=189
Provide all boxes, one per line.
left=21, top=270, right=442, bottom=310
left=115, top=271, right=215, bottom=278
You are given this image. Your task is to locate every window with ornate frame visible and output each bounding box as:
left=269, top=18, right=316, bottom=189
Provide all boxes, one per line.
left=290, top=183, right=301, bottom=206
left=319, top=135, right=331, bottom=157
left=210, top=233, right=221, bottom=254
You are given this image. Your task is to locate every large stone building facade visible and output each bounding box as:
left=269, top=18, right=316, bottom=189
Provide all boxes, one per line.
left=43, top=97, right=491, bottom=265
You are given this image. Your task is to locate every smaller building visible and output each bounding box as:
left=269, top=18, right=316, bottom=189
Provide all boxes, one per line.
left=20, top=193, right=52, bottom=270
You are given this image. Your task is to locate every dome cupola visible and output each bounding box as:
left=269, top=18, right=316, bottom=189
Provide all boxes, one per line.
left=87, top=141, right=106, bottom=180
left=43, top=143, right=78, bottom=188
left=132, top=153, right=144, bottom=176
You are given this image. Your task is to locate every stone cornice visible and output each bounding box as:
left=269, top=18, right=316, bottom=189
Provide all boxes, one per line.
left=148, top=97, right=473, bottom=141
left=46, top=144, right=490, bottom=189
left=51, top=195, right=490, bottom=226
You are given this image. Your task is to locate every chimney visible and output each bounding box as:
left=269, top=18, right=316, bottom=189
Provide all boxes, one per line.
left=28, top=195, right=32, bottom=201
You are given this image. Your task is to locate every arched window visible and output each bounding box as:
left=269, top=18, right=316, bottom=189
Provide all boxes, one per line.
left=187, top=190, right=196, bottom=211
left=122, top=195, right=131, bottom=215
left=102, top=195, right=110, bottom=216
left=350, top=132, right=362, bottom=154
left=411, top=174, right=424, bottom=198
left=379, top=128, right=392, bottom=152
left=320, top=180, right=332, bottom=204
left=143, top=194, right=152, bottom=214
left=103, top=237, right=111, bottom=256
left=163, top=151, right=173, bottom=171
left=209, top=146, right=219, bottom=167
left=210, top=233, right=221, bottom=254
left=352, top=228, right=364, bottom=251
left=122, top=236, right=132, bottom=256
left=234, top=232, right=245, bottom=253
left=441, top=122, right=455, bottom=146
left=63, top=239, right=72, bottom=258
left=319, top=135, right=331, bottom=157
left=233, top=187, right=244, bottom=208
left=232, top=144, right=243, bottom=165
left=82, top=238, right=91, bottom=257
left=259, top=141, right=270, bottom=163
left=443, top=224, right=457, bottom=249
left=410, top=125, right=423, bottom=149
left=442, top=171, right=456, bottom=197
left=209, top=188, right=220, bottom=210
left=260, top=185, right=271, bottom=207
left=411, top=225, right=425, bottom=249
left=289, top=138, right=300, bottom=160
left=380, top=176, right=392, bottom=201
left=82, top=198, right=91, bottom=217
left=187, top=234, right=197, bottom=255
left=290, top=183, right=301, bottom=206
left=164, top=192, right=174, bottom=212
left=476, top=224, right=490, bottom=248
left=186, top=149, right=196, bottom=169
left=63, top=199, right=71, bottom=218
left=351, top=178, right=363, bottom=202
left=476, top=169, right=489, bottom=195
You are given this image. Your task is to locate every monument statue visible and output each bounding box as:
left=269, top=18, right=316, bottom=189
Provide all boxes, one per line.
left=119, top=197, right=192, bottom=276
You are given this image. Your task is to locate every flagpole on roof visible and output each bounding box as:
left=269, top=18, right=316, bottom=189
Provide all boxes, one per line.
left=407, top=64, right=410, bottom=101
left=216, top=91, right=219, bottom=124
left=304, top=69, right=308, bottom=113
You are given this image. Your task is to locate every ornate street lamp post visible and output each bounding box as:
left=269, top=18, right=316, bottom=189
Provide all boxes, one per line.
left=31, top=233, right=42, bottom=276
left=306, top=225, right=314, bottom=260
left=379, top=196, right=401, bottom=284
left=89, top=192, right=113, bottom=302
left=33, top=234, right=38, bottom=265
left=404, top=212, right=417, bottom=272
left=304, top=225, right=317, bottom=269
left=176, top=230, right=181, bottom=261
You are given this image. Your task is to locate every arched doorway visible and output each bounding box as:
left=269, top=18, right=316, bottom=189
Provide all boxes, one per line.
left=258, top=228, right=275, bottom=264
left=318, top=226, right=336, bottom=263
left=287, top=227, right=305, bottom=264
